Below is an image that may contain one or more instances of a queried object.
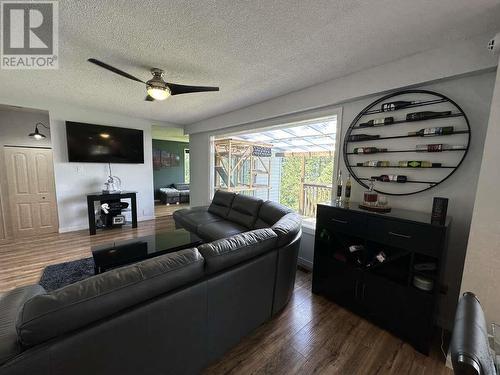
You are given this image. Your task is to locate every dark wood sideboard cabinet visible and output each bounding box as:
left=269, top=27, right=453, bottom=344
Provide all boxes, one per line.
left=312, top=203, right=450, bottom=354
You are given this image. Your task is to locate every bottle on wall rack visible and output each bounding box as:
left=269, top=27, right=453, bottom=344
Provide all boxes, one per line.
left=406, top=111, right=451, bottom=121
left=353, top=147, right=387, bottom=154
left=356, top=161, right=390, bottom=167
left=336, top=170, right=342, bottom=203
left=345, top=174, right=352, bottom=204
left=416, top=144, right=466, bottom=152
left=381, top=100, right=420, bottom=112
left=398, top=161, right=442, bottom=168
left=348, top=134, right=380, bottom=142
left=359, top=117, right=394, bottom=127
left=409, top=126, right=454, bottom=137
left=371, top=175, right=407, bottom=183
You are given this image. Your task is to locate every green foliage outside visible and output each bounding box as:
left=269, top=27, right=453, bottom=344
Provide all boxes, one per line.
left=279, top=155, right=334, bottom=212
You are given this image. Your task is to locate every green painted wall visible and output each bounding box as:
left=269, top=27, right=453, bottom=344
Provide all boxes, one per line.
left=152, top=139, right=189, bottom=198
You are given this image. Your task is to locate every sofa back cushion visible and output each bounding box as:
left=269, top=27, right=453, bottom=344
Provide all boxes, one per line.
left=227, top=195, right=263, bottom=228
left=208, top=190, right=236, bottom=218
left=16, top=248, right=204, bottom=347
left=172, top=183, right=189, bottom=191
left=272, top=212, right=302, bottom=247
left=198, top=229, right=277, bottom=274
left=254, top=201, right=293, bottom=229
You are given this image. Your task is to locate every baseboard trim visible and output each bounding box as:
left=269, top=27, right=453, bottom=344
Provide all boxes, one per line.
left=58, top=215, right=156, bottom=234
left=297, top=257, right=313, bottom=271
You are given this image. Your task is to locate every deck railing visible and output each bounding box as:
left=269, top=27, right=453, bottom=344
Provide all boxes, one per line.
left=300, top=183, right=332, bottom=218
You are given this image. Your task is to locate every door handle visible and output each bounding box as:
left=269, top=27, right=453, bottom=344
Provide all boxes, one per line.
left=354, top=280, right=359, bottom=299
left=362, top=284, right=366, bottom=299
left=388, top=231, right=412, bottom=239
left=331, top=218, right=348, bottom=224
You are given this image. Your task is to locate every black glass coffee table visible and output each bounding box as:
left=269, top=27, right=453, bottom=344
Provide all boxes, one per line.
left=91, top=229, right=202, bottom=274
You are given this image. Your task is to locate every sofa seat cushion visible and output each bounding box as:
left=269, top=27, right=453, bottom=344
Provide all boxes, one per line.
left=159, top=187, right=180, bottom=197
left=173, top=208, right=223, bottom=233
left=254, top=201, right=293, bottom=229
left=197, top=220, right=247, bottom=242
left=0, top=285, right=45, bottom=365
left=208, top=191, right=235, bottom=218
left=272, top=213, right=302, bottom=247
left=198, top=229, right=278, bottom=274
left=16, top=248, right=204, bottom=347
left=178, top=190, right=190, bottom=196
left=227, top=195, right=263, bottom=228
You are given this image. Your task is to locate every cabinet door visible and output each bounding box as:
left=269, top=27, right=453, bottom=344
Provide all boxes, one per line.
left=361, top=273, right=407, bottom=332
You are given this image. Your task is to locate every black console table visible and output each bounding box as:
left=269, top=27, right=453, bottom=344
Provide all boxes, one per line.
left=312, top=202, right=450, bottom=354
left=87, top=191, right=137, bottom=235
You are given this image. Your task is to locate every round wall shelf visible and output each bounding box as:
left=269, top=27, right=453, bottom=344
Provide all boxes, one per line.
left=342, top=89, right=470, bottom=196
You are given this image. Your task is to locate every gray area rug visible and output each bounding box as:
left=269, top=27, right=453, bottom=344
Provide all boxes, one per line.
left=39, top=257, right=95, bottom=292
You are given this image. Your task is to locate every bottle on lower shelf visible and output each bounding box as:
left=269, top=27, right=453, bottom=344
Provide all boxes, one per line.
left=371, top=175, right=407, bottom=183
left=359, top=117, right=394, bottom=127
left=416, top=143, right=466, bottom=152
left=353, top=147, right=387, bottom=154
left=348, top=134, right=380, bottom=142
left=409, top=126, right=454, bottom=137
left=356, top=160, right=391, bottom=167
left=398, top=161, right=442, bottom=168
left=406, top=111, right=451, bottom=121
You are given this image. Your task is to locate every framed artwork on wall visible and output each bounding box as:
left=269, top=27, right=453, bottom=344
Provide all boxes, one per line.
left=153, top=149, right=180, bottom=169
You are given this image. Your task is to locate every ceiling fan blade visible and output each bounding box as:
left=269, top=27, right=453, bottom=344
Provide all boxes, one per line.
left=88, top=58, right=145, bottom=84
left=167, top=83, right=219, bottom=96
left=145, top=95, right=155, bottom=101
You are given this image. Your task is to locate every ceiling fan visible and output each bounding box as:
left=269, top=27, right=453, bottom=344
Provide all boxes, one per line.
left=87, top=58, right=219, bottom=101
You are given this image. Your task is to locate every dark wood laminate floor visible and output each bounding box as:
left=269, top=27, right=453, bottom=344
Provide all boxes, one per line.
left=0, top=217, right=452, bottom=374
left=204, top=270, right=452, bottom=375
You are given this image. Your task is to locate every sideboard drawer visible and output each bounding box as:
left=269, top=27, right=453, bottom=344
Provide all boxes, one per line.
left=317, top=206, right=365, bottom=235
left=366, top=217, right=444, bottom=256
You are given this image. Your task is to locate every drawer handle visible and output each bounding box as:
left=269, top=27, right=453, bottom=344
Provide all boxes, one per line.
left=388, top=231, right=412, bottom=239
left=331, top=218, right=348, bottom=224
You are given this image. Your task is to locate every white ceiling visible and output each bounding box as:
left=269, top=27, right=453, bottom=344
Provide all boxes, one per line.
left=0, top=0, right=499, bottom=126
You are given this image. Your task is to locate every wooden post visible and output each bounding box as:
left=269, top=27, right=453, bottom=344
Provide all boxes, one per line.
left=299, top=155, right=305, bottom=215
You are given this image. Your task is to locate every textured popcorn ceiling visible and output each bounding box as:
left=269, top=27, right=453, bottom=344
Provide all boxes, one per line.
left=0, top=0, right=499, bottom=125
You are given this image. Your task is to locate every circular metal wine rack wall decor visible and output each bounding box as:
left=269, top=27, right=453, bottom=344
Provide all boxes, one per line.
left=343, top=89, right=470, bottom=196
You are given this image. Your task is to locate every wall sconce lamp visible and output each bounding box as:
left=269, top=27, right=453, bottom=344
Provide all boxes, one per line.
left=29, top=122, right=50, bottom=140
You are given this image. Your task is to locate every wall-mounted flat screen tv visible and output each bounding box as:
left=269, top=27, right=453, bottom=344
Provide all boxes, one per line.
left=66, top=121, right=144, bottom=163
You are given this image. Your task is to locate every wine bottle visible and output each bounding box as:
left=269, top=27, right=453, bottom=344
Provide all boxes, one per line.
left=353, top=147, right=387, bottom=154
left=406, top=111, right=451, bottom=121
left=345, top=174, right=352, bottom=204
left=356, top=161, right=390, bottom=167
left=336, top=170, right=342, bottom=202
left=359, top=117, right=394, bottom=127
left=381, top=100, right=419, bottom=112
left=416, top=144, right=466, bottom=152
left=348, top=134, right=380, bottom=142
left=371, top=175, right=407, bottom=183
left=409, top=126, right=454, bottom=137
left=398, top=161, right=442, bottom=168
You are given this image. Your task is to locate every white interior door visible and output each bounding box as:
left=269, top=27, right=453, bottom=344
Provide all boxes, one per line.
left=4, top=147, right=58, bottom=238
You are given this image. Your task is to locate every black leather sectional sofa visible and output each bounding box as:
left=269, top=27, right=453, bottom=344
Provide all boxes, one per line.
left=0, top=191, right=301, bottom=375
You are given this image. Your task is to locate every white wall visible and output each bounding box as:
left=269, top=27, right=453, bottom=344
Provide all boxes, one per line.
left=186, top=33, right=497, bottom=135
left=336, top=72, right=496, bottom=327
left=50, top=107, right=156, bottom=232
left=460, top=58, right=500, bottom=327
left=188, top=70, right=496, bottom=328
left=0, top=96, right=176, bottom=233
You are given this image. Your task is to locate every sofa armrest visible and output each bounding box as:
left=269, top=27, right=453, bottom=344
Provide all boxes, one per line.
left=0, top=285, right=45, bottom=365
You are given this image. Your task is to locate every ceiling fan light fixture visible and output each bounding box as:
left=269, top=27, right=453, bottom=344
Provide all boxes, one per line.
left=146, top=85, right=171, bottom=101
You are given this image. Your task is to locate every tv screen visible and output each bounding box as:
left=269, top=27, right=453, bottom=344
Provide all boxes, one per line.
left=66, top=122, right=144, bottom=163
